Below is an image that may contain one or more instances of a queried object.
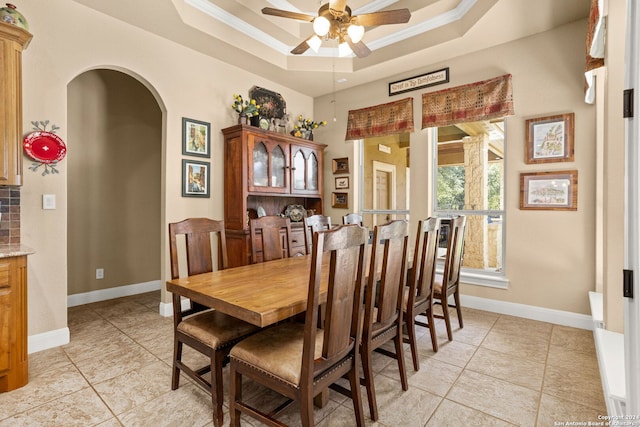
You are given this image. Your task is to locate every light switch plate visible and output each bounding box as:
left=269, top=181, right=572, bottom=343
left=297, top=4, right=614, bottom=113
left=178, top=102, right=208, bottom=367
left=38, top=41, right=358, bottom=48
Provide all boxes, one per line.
left=43, top=194, right=56, bottom=210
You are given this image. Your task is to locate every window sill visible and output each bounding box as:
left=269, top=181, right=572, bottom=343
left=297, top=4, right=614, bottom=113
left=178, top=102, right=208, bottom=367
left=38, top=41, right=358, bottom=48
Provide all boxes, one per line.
left=436, top=267, right=509, bottom=289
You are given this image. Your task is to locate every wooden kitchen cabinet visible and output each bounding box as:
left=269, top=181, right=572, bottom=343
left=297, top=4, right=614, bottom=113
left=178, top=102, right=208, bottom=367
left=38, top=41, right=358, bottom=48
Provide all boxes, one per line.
left=0, top=255, right=28, bottom=392
left=222, top=124, right=326, bottom=266
left=0, top=22, right=32, bottom=186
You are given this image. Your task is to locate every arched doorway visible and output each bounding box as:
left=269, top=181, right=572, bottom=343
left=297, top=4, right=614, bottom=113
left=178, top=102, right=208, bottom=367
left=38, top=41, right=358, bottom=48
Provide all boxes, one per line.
left=67, top=69, right=162, bottom=304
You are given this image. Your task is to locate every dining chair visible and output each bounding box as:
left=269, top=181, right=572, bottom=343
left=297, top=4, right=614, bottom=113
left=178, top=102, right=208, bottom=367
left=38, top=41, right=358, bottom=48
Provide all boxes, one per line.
left=249, top=215, right=294, bottom=263
left=403, top=217, right=441, bottom=370
left=229, top=224, right=370, bottom=427
left=361, top=219, right=409, bottom=421
left=434, top=215, right=467, bottom=341
left=342, top=212, right=363, bottom=226
left=168, top=218, right=259, bottom=427
left=303, top=214, right=332, bottom=254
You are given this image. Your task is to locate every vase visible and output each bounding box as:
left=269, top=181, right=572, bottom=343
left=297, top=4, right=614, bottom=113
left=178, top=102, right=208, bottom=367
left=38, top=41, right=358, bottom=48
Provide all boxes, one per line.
left=250, top=115, right=260, bottom=127
left=0, top=3, right=28, bottom=31
left=238, top=114, right=249, bottom=125
left=307, top=131, right=313, bottom=141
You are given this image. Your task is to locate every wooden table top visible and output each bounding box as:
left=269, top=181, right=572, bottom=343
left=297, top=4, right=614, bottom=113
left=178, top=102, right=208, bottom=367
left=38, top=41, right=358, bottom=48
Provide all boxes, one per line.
left=166, top=254, right=330, bottom=328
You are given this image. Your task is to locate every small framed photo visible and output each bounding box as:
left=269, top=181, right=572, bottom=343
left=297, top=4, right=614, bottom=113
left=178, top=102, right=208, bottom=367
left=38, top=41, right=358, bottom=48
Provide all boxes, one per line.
left=182, top=159, right=210, bottom=198
left=332, top=157, right=349, bottom=174
left=332, top=192, right=348, bottom=209
left=520, top=170, right=577, bottom=210
left=335, top=176, right=349, bottom=189
left=182, top=117, right=211, bottom=158
left=525, top=113, right=574, bottom=164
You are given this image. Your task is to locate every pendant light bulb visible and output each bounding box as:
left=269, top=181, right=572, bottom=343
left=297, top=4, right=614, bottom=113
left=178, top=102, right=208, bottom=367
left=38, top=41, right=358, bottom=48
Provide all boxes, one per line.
left=347, top=24, right=364, bottom=43
left=338, top=42, right=352, bottom=57
left=313, top=16, right=330, bottom=37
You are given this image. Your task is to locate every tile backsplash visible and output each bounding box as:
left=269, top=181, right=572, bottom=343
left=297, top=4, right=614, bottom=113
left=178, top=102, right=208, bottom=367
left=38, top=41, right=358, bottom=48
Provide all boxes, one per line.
left=0, top=186, right=20, bottom=244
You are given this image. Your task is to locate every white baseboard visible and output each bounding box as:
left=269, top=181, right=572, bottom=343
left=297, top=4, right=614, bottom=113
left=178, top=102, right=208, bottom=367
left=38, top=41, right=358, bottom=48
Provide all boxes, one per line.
left=159, top=298, right=191, bottom=318
left=67, top=280, right=162, bottom=307
left=461, top=295, right=593, bottom=330
left=28, top=327, right=69, bottom=354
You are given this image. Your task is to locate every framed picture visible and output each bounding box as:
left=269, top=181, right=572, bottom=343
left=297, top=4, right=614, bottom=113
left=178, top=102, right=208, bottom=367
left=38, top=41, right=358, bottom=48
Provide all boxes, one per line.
left=520, top=170, right=578, bottom=210
left=182, top=117, right=211, bottom=158
left=332, top=192, right=348, bottom=209
left=335, top=176, right=349, bottom=189
left=525, top=113, right=574, bottom=164
left=182, top=159, right=210, bottom=198
left=332, top=157, right=349, bottom=174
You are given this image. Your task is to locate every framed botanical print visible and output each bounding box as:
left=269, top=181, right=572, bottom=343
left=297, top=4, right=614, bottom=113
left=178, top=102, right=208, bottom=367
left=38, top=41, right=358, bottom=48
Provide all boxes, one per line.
left=332, top=157, right=349, bottom=174
left=182, top=117, right=211, bottom=158
left=525, top=113, right=574, bottom=164
left=520, top=170, right=578, bottom=210
left=332, top=192, right=348, bottom=209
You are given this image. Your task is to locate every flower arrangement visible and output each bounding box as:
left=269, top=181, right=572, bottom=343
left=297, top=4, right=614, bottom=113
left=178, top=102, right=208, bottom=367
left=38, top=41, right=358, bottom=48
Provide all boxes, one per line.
left=232, top=94, right=260, bottom=117
left=292, top=115, right=327, bottom=138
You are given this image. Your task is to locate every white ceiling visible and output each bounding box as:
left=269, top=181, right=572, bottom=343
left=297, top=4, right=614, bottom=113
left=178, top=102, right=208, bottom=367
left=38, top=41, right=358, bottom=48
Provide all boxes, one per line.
left=71, top=0, right=590, bottom=97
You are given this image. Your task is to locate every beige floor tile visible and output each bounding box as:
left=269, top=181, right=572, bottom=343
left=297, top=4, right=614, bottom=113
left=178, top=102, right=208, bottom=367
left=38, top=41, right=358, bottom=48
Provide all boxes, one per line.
left=406, top=357, right=463, bottom=397
left=492, top=315, right=553, bottom=340
left=427, top=339, right=478, bottom=368
left=466, top=346, right=545, bottom=391
left=63, top=327, right=137, bottom=363
left=0, top=387, right=113, bottom=427
left=67, top=305, right=103, bottom=327
left=447, top=370, right=539, bottom=426
left=0, top=364, right=89, bottom=420
left=427, top=398, right=516, bottom=426
left=93, top=360, right=173, bottom=415
left=74, top=340, right=159, bottom=384
left=481, top=330, right=550, bottom=364
left=550, top=325, right=597, bottom=353
left=28, top=346, right=72, bottom=378
left=543, top=363, right=606, bottom=412
left=547, top=343, right=599, bottom=372
left=117, top=382, right=213, bottom=427
left=536, top=393, right=606, bottom=426
left=68, top=317, right=121, bottom=339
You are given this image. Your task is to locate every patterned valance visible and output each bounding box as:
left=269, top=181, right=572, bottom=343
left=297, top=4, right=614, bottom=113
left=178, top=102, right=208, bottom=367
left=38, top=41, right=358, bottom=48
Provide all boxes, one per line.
left=421, top=74, right=514, bottom=128
left=345, top=97, right=414, bottom=140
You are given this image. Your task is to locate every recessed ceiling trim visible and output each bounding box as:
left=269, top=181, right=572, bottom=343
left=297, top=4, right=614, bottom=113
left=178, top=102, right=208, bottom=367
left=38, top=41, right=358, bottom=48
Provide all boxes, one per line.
left=185, top=0, right=291, bottom=54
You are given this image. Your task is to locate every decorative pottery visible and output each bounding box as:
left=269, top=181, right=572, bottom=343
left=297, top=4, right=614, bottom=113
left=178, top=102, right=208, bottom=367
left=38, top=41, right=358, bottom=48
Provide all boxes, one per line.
left=250, top=115, right=260, bottom=127
left=238, top=114, right=249, bottom=125
left=0, top=3, right=28, bottom=31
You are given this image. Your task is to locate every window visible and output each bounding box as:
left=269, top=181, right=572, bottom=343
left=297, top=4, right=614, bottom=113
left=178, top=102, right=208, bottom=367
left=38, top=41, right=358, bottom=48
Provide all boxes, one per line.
left=432, top=119, right=507, bottom=285
left=357, top=135, right=410, bottom=228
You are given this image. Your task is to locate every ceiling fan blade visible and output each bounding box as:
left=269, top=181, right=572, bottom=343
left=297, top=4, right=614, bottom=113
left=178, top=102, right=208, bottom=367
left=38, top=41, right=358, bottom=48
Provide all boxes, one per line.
left=291, top=38, right=311, bottom=55
left=329, top=0, right=348, bottom=13
left=262, top=7, right=315, bottom=22
left=346, top=37, right=371, bottom=58
left=353, top=9, right=411, bottom=26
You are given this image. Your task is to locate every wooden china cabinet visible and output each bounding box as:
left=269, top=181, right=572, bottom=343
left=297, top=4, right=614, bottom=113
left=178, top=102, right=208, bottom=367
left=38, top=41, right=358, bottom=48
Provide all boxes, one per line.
left=0, top=22, right=32, bottom=186
left=222, top=124, right=326, bottom=267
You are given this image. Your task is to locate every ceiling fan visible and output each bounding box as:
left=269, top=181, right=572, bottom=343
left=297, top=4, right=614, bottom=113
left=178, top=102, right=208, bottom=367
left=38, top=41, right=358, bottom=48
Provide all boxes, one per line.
left=262, top=0, right=411, bottom=58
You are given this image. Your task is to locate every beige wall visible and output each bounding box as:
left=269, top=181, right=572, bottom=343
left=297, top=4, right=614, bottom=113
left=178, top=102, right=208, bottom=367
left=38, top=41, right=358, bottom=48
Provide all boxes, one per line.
left=67, top=69, right=161, bottom=295
left=316, top=19, right=607, bottom=315
left=18, top=0, right=313, bottom=336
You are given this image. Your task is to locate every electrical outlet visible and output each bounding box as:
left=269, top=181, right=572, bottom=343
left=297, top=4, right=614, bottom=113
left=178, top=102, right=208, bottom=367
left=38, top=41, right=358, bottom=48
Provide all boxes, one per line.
left=96, top=268, right=104, bottom=279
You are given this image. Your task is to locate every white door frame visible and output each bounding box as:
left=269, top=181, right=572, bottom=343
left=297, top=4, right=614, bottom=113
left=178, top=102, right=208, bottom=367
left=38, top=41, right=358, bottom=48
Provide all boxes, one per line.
left=372, top=160, right=396, bottom=226
left=624, top=0, right=640, bottom=415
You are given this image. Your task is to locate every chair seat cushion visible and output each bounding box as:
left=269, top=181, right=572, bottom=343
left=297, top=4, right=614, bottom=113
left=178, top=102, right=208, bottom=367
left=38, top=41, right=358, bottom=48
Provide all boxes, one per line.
left=177, top=310, right=259, bottom=349
left=230, top=322, right=323, bottom=387
left=433, top=274, right=443, bottom=296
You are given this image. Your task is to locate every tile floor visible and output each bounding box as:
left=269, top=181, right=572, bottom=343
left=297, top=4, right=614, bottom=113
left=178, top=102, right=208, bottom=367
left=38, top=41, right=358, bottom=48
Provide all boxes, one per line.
left=0, top=291, right=606, bottom=426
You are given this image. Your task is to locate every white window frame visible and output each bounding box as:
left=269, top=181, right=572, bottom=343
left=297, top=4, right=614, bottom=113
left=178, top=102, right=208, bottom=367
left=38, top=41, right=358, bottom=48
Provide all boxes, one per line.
left=429, top=127, right=509, bottom=290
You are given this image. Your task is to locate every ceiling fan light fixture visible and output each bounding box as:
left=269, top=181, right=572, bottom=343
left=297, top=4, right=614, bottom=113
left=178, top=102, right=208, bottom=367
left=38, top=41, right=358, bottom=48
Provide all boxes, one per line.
left=313, top=16, right=330, bottom=37
left=307, top=35, right=322, bottom=52
left=347, top=24, right=364, bottom=43
left=338, top=41, right=352, bottom=57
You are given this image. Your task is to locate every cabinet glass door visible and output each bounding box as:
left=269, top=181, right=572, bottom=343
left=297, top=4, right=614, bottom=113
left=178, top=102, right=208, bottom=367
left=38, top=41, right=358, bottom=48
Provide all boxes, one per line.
left=307, top=152, right=318, bottom=191
left=252, top=142, right=269, bottom=187
left=292, top=150, right=306, bottom=190
left=271, top=145, right=286, bottom=187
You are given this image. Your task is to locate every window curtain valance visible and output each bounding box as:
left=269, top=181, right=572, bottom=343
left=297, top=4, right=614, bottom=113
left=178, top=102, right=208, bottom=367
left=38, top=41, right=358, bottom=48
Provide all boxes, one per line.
left=421, top=74, right=514, bottom=129
left=345, top=97, right=414, bottom=140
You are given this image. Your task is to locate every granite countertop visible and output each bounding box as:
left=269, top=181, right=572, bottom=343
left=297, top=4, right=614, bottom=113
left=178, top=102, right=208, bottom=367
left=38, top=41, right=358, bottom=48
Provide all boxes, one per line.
left=0, top=245, right=35, bottom=258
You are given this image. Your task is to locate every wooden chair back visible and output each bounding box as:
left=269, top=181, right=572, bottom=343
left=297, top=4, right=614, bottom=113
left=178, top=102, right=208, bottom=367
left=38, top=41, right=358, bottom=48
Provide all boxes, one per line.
left=404, top=217, right=441, bottom=362
left=361, top=219, right=409, bottom=420
left=303, top=214, right=332, bottom=254
left=441, top=215, right=466, bottom=294
left=304, top=224, right=369, bottom=379
left=169, top=217, right=227, bottom=280
left=342, top=213, right=363, bottom=226
left=249, top=215, right=293, bottom=263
